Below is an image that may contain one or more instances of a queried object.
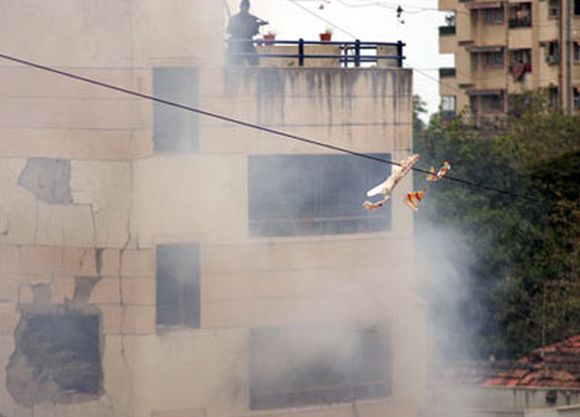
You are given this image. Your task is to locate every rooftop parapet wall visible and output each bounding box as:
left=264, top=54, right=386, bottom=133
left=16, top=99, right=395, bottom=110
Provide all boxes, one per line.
left=203, top=67, right=413, bottom=154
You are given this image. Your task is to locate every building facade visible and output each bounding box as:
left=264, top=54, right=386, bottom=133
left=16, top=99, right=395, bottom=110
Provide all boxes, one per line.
left=0, top=1, right=423, bottom=416
left=438, top=0, right=580, bottom=120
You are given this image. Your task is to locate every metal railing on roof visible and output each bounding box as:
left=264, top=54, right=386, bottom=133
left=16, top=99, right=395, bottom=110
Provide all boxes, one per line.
left=440, top=67, right=457, bottom=77
left=439, top=25, right=456, bottom=36
left=227, top=39, right=405, bottom=68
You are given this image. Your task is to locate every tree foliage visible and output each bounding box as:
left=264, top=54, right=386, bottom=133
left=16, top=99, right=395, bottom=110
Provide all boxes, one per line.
left=414, top=95, right=580, bottom=358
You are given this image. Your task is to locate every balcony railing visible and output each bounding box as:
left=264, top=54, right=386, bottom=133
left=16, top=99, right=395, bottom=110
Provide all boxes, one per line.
left=439, top=26, right=457, bottom=35
left=439, top=67, right=457, bottom=77
left=440, top=110, right=457, bottom=122
left=508, top=17, right=531, bottom=28
left=227, top=39, right=406, bottom=68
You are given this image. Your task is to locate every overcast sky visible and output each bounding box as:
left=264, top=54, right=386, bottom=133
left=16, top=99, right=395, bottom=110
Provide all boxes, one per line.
left=225, top=0, right=453, bottom=116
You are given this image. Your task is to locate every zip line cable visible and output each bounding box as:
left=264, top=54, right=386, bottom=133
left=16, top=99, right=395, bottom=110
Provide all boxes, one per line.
left=0, top=52, right=541, bottom=203
left=293, top=0, right=470, bottom=16
left=286, top=0, right=358, bottom=39
left=332, top=0, right=471, bottom=16
left=285, top=0, right=510, bottom=114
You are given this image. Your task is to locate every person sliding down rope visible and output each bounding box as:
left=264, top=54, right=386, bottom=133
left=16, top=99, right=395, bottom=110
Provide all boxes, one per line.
left=362, top=154, right=420, bottom=211
left=404, top=161, right=451, bottom=212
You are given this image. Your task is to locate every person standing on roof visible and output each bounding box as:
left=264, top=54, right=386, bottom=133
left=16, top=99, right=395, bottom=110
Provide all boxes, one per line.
left=227, top=0, right=268, bottom=66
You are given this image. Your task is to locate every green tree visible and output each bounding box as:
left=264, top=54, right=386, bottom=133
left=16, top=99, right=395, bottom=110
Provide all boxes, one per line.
left=414, top=97, right=580, bottom=358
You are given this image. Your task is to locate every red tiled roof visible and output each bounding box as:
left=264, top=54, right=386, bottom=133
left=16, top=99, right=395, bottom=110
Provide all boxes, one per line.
left=484, top=335, right=580, bottom=388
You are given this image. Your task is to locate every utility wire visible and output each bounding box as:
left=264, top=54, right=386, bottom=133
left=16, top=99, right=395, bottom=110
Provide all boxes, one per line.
left=286, top=0, right=358, bottom=39
left=285, top=0, right=487, bottom=105
left=0, top=52, right=541, bottom=203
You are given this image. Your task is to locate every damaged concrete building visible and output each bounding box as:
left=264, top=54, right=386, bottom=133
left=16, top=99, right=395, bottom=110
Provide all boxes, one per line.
left=0, top=1, right=423, bottom=416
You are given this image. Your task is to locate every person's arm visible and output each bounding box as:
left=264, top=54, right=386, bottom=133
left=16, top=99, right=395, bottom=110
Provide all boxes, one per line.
left=249, top=15, right=268, bottom=37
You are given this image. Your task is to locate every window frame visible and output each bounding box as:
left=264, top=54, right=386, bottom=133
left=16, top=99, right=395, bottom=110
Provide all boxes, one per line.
left=483, top=7, right=505, bottom=24
left=548, top=0, right=560, bottom=18
left=248, top=153, right=392, bottom=238
left=510, top=48, right=532, bottom=65
left=155, top=243, right=201, bottom=329
left=483, top=50, right=505, bottom=68
left=441, top=95, right=456, bottom=111
left=19, top=313, right=102, bottom=397
left=152, top=67, right=200, bottom=153
left=481, top=94, right=504, bottom=113
left=249, top=324, right=391, bottom=410
left=508, top=3, right=532, bottom=28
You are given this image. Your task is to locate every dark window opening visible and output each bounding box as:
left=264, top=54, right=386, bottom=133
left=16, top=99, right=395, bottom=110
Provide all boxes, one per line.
left=510, top=48, right=532, bottom=65
left=482, top=94, right=504, bottom=112
left=549, top=0, right=560, bottom=17
left=249, top=154, right=392, bottom=237
left=574, top=87, right=580, bottom=110
left=548, top=86, right=559, bottom=109
left=10, top=314, right=102, bottom=404
left=249, top=325, right=390, bottom=410
left=509, top=3, right=532, bottom=27
left=575, top=0, right=580, bottom=15
left=470, top=93, right=505, bottom=115
left=153, top=67, right=200, bottom=153
left=483, top=51, right=504, bottom=68
left=470, top=95, right=478, bottom=115
left=483, top=7, right=504, bottom=24
left=439, top=67, right=456, bottom=78
left=546, top=41, right=560, bottom=64
left=156, top=243, right=200, bottom=328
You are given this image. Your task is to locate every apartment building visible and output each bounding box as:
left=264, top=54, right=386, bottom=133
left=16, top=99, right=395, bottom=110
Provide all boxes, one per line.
left=438, top=0, right=580, bottom=120
left=0, top=1, right=424, bottom=417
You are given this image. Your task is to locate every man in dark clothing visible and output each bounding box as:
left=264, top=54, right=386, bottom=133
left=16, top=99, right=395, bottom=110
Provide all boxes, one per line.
left=227, top=0, right=268, bottom=66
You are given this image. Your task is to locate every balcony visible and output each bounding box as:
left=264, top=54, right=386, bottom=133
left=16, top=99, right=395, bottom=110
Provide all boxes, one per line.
left=439, top=25, right=457, bottom=36
left=509, top=17, right=531, bottom=28
left=439, top=67, right=457, bottom=77
left=227, top=39, right=405, bottom=69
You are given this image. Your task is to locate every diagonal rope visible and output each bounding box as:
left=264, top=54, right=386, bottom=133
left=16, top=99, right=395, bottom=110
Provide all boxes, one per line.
left=0, top=52, right=541, bottom=203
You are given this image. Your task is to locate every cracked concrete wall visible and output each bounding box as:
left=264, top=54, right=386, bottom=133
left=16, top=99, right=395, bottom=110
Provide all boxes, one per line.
left=0, top=0, right=210, bottom=415
left=0, top=1, right=423, bottom=417
left=0, top=72, right=420, bottom=417
left=17, top=158, right=73, bottom=205
left=0, top=245, right=145, bottom=416
left=6, top=285, right=103, bottom=406
left=0, top=159, right=133, bottom=249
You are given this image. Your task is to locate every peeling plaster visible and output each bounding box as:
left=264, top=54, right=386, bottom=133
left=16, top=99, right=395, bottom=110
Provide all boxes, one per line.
left=6, top=278, right=104, bottom=407
left=17, top=159, right=72, bottom=205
